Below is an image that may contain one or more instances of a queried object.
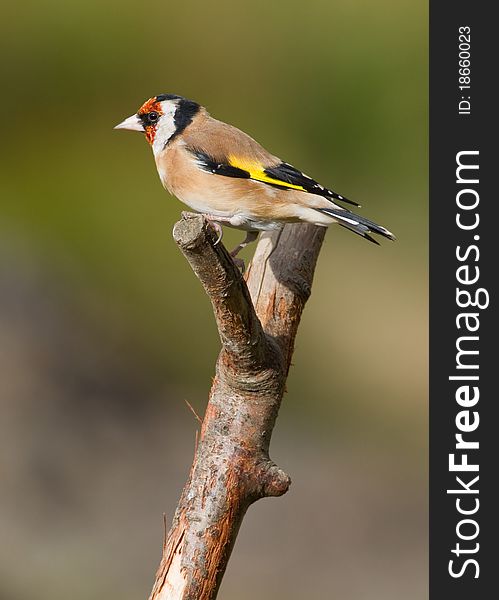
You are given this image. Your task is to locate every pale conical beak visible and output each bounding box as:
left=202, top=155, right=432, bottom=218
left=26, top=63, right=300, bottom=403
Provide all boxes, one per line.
left=114, top=114, right=143, bottom=132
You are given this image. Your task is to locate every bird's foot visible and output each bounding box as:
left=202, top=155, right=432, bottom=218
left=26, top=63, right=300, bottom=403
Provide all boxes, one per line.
left=208, top=221, right=224, bottom=246
left=199, top=214, right=231, bottom=246
left=180, top=211, right=199, bottom=220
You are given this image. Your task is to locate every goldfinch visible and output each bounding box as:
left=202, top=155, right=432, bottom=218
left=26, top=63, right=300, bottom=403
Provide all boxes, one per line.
left=115, top=94, right=395, bottom=256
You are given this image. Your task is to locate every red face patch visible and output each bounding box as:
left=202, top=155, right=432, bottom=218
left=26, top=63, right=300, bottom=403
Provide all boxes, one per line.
left=137, top=97, right=163, bottom=145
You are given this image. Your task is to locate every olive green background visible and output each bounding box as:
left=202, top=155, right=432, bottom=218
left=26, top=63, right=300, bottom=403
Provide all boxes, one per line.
left=1, top=0, right=427, bottom=598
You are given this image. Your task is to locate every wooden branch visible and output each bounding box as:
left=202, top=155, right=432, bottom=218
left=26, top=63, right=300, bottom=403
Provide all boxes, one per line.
left=148, top=215, right=325, bottom=600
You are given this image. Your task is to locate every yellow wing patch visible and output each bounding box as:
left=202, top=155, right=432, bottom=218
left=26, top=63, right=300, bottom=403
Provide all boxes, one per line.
left=228, top=155, right=306, bottom=191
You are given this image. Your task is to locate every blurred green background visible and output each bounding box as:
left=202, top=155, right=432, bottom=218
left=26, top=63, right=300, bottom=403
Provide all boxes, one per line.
left=0, top=0, right=427, bottom=598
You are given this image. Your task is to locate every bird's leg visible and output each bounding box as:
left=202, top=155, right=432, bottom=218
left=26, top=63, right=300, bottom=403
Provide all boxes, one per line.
left=228, top=231, right=259, bottom=272
left=230, top=231, right=259, bottom=258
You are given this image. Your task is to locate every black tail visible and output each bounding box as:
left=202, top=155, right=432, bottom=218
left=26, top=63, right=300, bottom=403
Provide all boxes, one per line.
left=317, top=207, right=396, bottom=245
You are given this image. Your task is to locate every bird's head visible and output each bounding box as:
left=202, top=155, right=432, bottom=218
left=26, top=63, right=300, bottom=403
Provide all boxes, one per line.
left=114, top=94, right=200, bottom=152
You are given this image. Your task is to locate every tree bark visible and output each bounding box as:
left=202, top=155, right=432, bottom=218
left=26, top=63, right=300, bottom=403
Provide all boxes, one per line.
left=148, top=214, right=326, bottom=600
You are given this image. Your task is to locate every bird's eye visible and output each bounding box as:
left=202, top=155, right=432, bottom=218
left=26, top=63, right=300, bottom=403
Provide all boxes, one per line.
left=148, top=111, right=159, bottom=123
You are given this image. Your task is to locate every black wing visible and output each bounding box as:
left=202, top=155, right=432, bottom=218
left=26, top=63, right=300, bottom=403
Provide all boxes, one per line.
left=190, top=150, right=359, bottom=208
left=263, top=162, right=360, bottom=207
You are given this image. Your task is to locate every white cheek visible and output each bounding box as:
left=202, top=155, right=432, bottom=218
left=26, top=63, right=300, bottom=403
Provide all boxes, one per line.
left=152, top=104, right=177, bottom=156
